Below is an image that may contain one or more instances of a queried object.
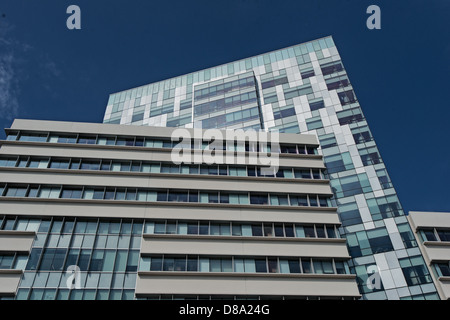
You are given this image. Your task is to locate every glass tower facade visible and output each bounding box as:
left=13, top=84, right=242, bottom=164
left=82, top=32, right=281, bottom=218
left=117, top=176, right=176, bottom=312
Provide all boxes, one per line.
left=102, top=36, right=438, bottom=300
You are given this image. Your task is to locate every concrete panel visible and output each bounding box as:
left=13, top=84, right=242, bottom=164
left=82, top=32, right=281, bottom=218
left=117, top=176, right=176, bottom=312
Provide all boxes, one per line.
left=422, top=243, right=450, bottom=262
left=135, top=273, right=360, bottom=297
left=0, top=270, right=22, bottom=295
left=408, top=211, right=450, bottom=230
left=141, top=236, right=351, bottom=258
left=0, top=231, right=35, bottom=252
left=0, top=199, right=341, bottom=224
left=438, top=277, right=450, bottom=300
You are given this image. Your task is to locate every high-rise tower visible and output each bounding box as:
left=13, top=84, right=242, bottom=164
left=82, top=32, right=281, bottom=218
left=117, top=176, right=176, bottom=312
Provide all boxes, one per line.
left=102, top=36, right=438, bottom=300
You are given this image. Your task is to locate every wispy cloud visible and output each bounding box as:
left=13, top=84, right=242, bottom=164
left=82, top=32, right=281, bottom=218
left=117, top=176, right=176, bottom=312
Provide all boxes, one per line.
left=0, top=20, right=20, bottom=120
left=0, top=18, right=62, bottom=120
left=0, top=51, right=19, bottom=120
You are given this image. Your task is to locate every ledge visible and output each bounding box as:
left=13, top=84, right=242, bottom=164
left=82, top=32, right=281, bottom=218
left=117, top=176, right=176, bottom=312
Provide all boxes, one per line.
left=137, top=271, right=356, bottom=280
left=0, top=269, right=23, bottom=275
left=438, top=276, right=450, bottom=282
left=0, top=230, right=36, bottom=236
left=142, top=234, right=347, bottom=244
left=0, top=197, right=338, bottom=212
left=0, top=166, right=330, bottom=183
left=423, top=241, right=450, bottom=247
left=0, top=140, right=323, bottom=160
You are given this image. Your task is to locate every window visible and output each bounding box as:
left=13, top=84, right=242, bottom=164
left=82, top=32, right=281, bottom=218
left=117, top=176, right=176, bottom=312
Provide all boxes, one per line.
left=268, top=259, right=278, bottom=273
left=261, top=76, right=288, bottom=89
left=437, top=230, right=450, bottom=242
left=251, top=224, right=263, bottom=237
left=49, top=160, right=70, bottom=169
left=294, top=169, right=311, bottom=179
left=188, top=191, right=199, bottom=203
left=331, top=174, right=371, bottom=198
left=290, top=195, right=308, bottom=206
left=316, top=225, right=326, bottom=238
left=339, top=202, right=363, bottom=227
left=168, top=191, right=188, bottom=202
left=69, top=159, right=81, bottom=170
left=320, top=61, right=343, bottom=76
left=270, top=194, right=289, bottom=206
left=338, top=90, right=356, bottom=105
left=284, top=85, right=313, bottom=100
left=309, top=195, right=318, bottom=207
left=326, top=225, right=337, bottom=238
left=150, top=257, right=162, bottom=271
left=6, top=186, right=28, bottom=197
left=273, top=107, right=296, bottom=120
left=78, top=136, right=96, bottom=144
left=210, top=259, right=232, bottom=272
left=309, top=99, right=326, bottom=112
left=353, top=130, right=372, bottom=144
left=116, top=137, right=135, bottom=147
left=161, top=164, right=180, bottom=174
left=336, top=107, right=363, bottom=126
left=18, top=133, right=48, bottom=142
left=335, top=261, right=349, bottom=274
left=326, top=77, right=349, bottom=91
left=367, top=228, right=394, bottom=254
left=306, top=117, right=323, bottom=131
left=255, top=259, right=267, bottom=273
left=6, top=132, right=18, bottom=141
left=435, top=263, right=450, bottom=277
left=80, top=161, right=100, bottom=171
left=97, top=136, right=116, bottom=145
left=397, top=223, right=416, bottom=248
left=287, top=260, right=301, bottom=273
left=284, top=224, right=295, bottom=237
left=28, top=186, right=40, bottom=197
left=319, top=134, right=337, bottom=149
left=312, top=170, right=322, bottom=179
left=313, top=259, right=334, bottom=274
left=115, top=188, right=126, bottom=200
left=28, top=159, right=49, bottom=169
left=0, top=157, right=17, bottom=167
left=301, top=259, right=313, bottom=273
left=301, top=69, right=315, bottom=79
left=219, top=193, right=229, bottom=204
left=57, top=135, right=77, bottom=144
left=250, top=194, right=268, bottom=205
left=156, top=191, right=168, bottom=202
left=61, top=188, right=82, bottom=199
left=324, top=152, right=354, bottom=173
left=304, top=226, right=316, bottom=238
left=400, top=256, right=433, bottom=286
left=132, top=113, right=144, bottom=123
left=421, top=228, right=450, bottom=242
left=280, top=145, right=297, bottom=154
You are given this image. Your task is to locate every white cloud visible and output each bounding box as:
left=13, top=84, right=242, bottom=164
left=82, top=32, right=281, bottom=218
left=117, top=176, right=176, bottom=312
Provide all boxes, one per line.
left=0, top=20, right=19, bottom=120
left=0, top=20, right=61, bottom=121
left=0, top=48, right=19, bottom=120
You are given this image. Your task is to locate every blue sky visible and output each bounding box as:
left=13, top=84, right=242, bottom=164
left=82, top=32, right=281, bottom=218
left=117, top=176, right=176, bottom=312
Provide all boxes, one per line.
left=0, top=0, right=449, bottom=213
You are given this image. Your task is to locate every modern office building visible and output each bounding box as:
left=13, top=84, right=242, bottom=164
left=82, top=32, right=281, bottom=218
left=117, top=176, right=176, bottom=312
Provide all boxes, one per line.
left=0, top=119, right=360, bottom=300
left=407, top=211, right=450, bottom=300
left=102, top=35, right=439, bottom=300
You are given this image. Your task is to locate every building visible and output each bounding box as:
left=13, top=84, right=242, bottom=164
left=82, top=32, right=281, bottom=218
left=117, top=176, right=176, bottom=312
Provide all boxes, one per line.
left=102, top=35, right=439, bottom=300
left=407, top=211, right=450, bottom=300
left=0, top=36, right=441, bottom=300
left=0, top=119, right=360, bottom=300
